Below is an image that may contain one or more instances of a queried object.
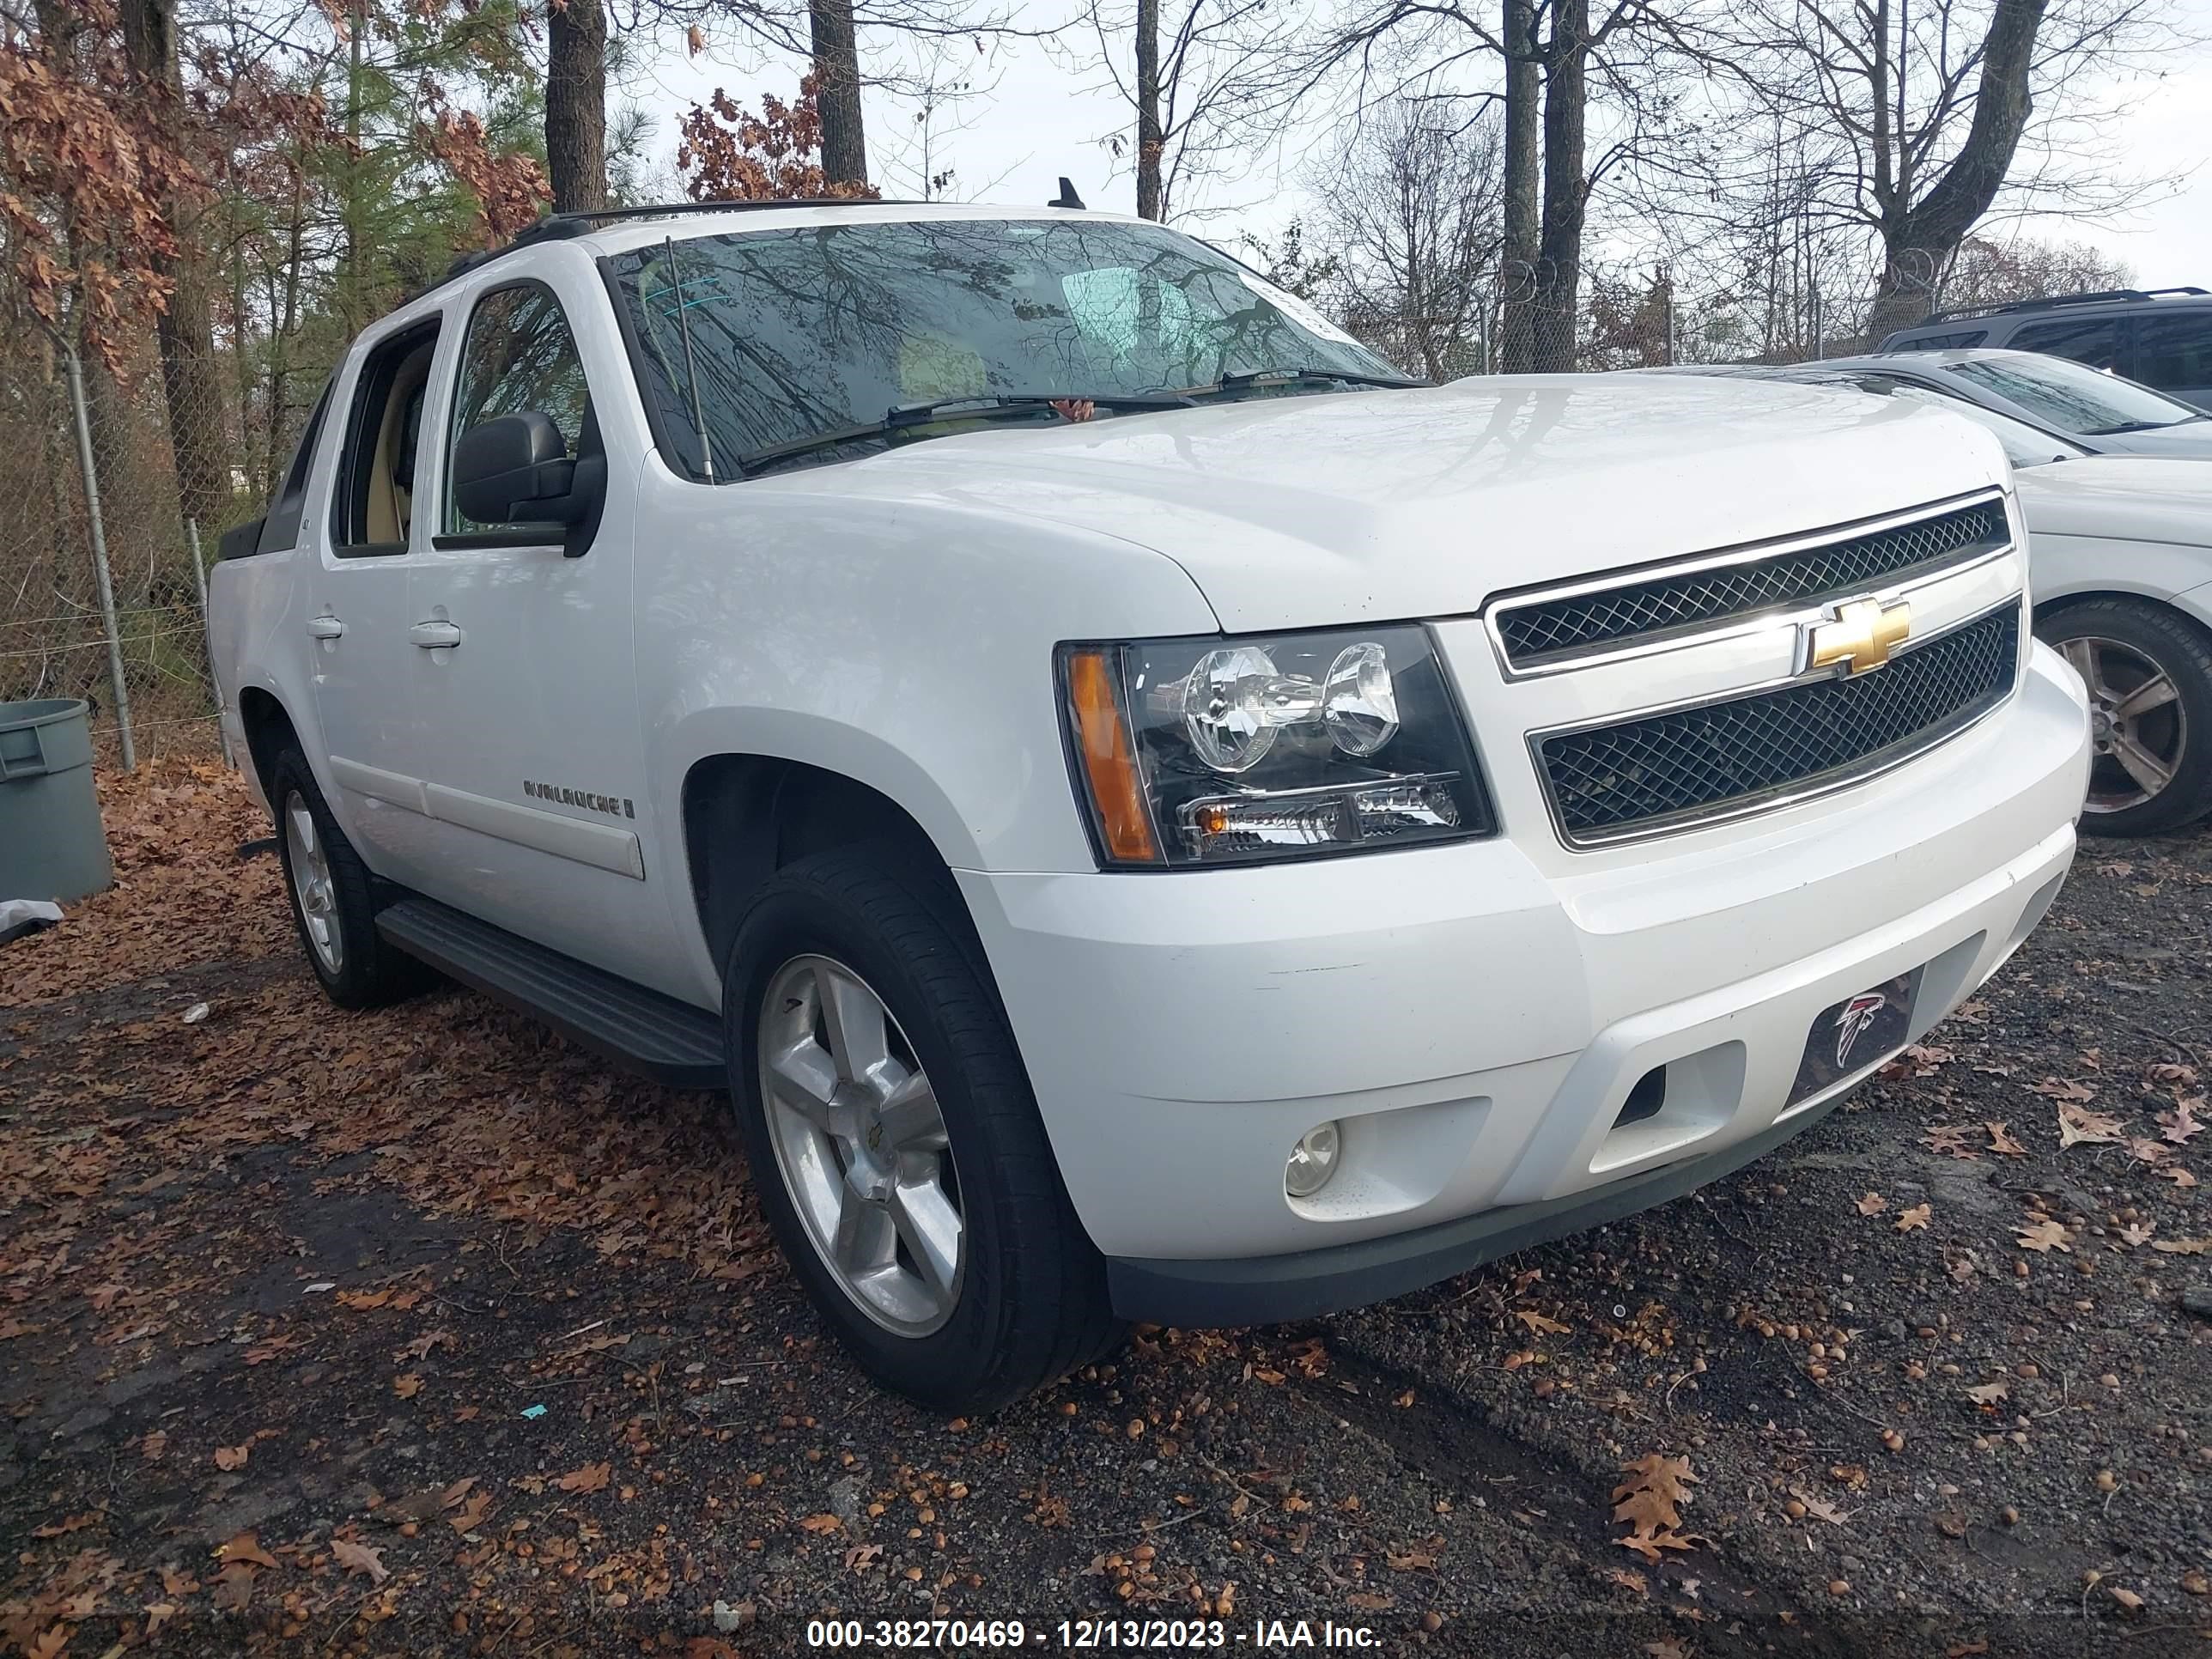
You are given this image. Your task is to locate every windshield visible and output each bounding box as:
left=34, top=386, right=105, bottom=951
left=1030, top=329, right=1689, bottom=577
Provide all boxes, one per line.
left=1944, top=355, right=2203, bottom=436
left=607, top=216, right=1409, bottom=478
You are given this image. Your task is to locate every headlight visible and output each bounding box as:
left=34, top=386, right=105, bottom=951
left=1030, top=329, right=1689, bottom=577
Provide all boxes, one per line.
left=1059, top=625, right=1493, bottom=867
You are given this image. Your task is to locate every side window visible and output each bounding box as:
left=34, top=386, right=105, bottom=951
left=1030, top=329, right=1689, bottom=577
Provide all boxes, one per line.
left=331, top=321, right=441, bottom=556
left=1893, top=328, right=1986, bottom=351
left=2137, top=313, right=2212, bottom=392
left=447, top=283, right=592, bottom=535
left=2008, top=316, right=2125, bottom=373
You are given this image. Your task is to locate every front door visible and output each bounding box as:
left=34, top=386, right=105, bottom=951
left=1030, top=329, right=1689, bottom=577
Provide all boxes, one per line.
left=402, top=266, right=678, bottom=995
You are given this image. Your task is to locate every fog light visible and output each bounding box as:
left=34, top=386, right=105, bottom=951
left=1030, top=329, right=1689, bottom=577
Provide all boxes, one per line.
left=1285, top=1121, right=1342, bottom=1199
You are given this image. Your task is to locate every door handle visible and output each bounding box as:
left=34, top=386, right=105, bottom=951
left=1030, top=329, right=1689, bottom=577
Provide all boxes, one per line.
left=307, top=613, right=346, bottom=641
left=408, top=620, right=465, bottom=651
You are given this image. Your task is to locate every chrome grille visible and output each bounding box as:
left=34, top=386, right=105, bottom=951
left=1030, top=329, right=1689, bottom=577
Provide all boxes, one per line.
left=1535, top=607, right=2020, bottom=844
left=1495, top=498, right=2008, bottom=668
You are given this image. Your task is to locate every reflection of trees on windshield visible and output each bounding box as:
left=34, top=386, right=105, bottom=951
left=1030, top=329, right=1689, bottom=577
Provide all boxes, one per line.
left=1948, top=361, right=2184, bottom=435
left=610, top=218, right=1401, bottom=476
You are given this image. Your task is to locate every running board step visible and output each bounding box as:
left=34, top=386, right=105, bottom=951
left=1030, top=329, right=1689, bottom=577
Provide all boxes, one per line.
left=376, top=898, right=726, bottom=1090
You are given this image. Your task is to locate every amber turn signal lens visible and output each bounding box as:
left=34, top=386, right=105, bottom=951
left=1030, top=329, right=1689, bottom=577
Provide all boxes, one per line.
left=1065, top=648, right=1162, bottom=865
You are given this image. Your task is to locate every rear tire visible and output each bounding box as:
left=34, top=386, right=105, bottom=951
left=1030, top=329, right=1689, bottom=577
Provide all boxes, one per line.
left=2037, top=598, right=2212, bottom=837
left=725, top=846, right=1122, bottom=1412
left=268, top=744, right=426, bottom=1008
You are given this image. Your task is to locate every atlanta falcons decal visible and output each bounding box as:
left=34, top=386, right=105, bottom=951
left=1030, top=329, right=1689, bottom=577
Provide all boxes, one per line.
left=1833, top=992, right=1888, bottom=1069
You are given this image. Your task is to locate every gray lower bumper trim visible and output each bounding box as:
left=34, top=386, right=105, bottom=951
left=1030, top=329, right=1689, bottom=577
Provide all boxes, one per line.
left=1104, top=1093, right=1845, bottom=1328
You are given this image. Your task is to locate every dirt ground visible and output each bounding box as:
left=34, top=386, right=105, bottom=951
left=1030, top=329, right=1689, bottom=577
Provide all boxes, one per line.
left=3, top=761, right=2208, bottom=1659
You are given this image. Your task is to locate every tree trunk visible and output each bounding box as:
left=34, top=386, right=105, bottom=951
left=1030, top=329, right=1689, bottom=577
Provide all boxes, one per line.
left=1863, top=0, right=2051, bottom=342
left=810, top=0, right=869, bottom=187
left=1498, top=0, right=1540, bottom=373
left=1529, top=0, right=1587, bottom=374
left=121, top=0, right=230, bottom=535
left=547, top=0, right=611, bottom=213
left=1133, top=0, right=1164, bottom=219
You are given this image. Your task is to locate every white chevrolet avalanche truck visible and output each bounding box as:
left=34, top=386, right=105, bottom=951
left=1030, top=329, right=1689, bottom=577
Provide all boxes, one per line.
left=210, top=200, right=2092, bottom=1411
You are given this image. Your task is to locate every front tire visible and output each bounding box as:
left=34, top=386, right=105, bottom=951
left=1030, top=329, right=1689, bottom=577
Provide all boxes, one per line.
left=725, top=847, right=1121, bottom=1412
left=268, top=744, right=424, bottom=1008
left=2037, top=599, right=2212, bottom=837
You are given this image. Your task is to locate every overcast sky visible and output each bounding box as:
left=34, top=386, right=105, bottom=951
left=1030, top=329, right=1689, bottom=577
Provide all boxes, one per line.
left=617, top=2, right=2212, bottom=291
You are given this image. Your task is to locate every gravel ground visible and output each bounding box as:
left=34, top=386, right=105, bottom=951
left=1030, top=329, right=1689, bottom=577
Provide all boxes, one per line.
left=2, top=763, right=2208, bottom=1659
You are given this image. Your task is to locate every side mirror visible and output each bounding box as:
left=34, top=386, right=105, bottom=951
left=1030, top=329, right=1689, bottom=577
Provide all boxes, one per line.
left=453, top=410, right=597, bottom=529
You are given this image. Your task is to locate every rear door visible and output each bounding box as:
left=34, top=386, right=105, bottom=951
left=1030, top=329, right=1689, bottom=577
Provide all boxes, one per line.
left=307, top=313, right=446, bottom=886
left=2136, top=311, right=2212, bottom=411
left=400, top=258, right=678, bottom=994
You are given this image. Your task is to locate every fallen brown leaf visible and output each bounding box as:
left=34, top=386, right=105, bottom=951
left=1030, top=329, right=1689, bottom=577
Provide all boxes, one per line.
left=213, top=1444, right=249, bottom=1472
left=1984, top=1121, right=2025, bottom=1156
left=1894, top=1203, right=1931, bottom=1232
left=2057, top=1101, right=2124, bottom=1147
left=330, top=1537, right=388, bottom=1583
left=556, top=1461, right=611, bottom=1493
left=1855, top=1193, right=1887, bottom=1216
left=216, top=1531, right=277, bottom=1571
left=2015, top=1218, right=2072, bottom=1254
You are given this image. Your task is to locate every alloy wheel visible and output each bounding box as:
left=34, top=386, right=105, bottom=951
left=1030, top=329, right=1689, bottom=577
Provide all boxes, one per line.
left=756, top=954, right=964, bottom=1337
left=2060, top=635, right=2188, bottom=815
left=283, top=790, right=344, bottom=975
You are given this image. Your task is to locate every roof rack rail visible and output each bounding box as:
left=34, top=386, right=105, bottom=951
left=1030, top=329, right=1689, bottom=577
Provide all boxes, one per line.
left=412, top=197, right=921, bottom=301
left=1917, top=285, right=2210, bottom=327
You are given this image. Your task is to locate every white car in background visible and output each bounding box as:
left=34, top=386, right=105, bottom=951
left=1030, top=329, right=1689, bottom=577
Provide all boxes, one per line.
left=1832, top=348, right=2212, bottom=459
left=1658, top=362, right=2212, bottom=836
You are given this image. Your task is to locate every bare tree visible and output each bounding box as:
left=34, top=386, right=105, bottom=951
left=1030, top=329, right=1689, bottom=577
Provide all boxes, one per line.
left=120, top=0, right=231, bottom=532
left=619, top=0, right=1025, bottom=198
left=1712, top=0, right=2182, bottom=340
left=548, top=0, right=611, bottom=210
left=1282, top=0, right=1716, bottom=371
left=1937, top=233, right=2132, bottom=311
left=1310, top=97, right=1504, bottom=378
left=1063, top=0, right=1288, bottom=222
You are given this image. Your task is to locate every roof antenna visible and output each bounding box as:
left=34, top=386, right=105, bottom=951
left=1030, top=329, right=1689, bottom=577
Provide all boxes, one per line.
left=663, top=234, right=716, bottom=483
left=1048, top=176, right=1085, bottom=210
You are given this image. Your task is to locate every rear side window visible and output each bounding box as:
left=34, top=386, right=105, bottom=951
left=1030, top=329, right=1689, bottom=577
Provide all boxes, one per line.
left=446, top=283, right=592, bottom=535
left=2008, top=315, right=2126, bottom=372
left=1891, top=329, right=1986, bottom=351
left=331, top=320, right=442, bottom=556
left=2137, top=313, right=2212, bottom=391
left=225, top=376, right=335, bottom=558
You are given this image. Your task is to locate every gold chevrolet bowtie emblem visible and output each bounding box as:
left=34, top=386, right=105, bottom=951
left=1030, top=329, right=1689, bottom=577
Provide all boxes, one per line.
left=1806, top=597, right=1912, bottom=675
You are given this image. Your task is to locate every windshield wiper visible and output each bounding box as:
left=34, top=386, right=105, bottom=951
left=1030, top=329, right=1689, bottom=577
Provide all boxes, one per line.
left=735, top=393, right=1194, bottom=475
left=1175, top=367, right=1427, bottom=400
left=2083, top=418, right=2184, bottom=435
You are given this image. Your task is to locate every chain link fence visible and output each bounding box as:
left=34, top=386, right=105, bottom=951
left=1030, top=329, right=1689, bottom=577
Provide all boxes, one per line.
left=1, top=332, right=244, bottom=768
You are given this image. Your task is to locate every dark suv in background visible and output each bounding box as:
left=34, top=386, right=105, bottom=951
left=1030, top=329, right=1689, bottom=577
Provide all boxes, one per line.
left=1879, top=288, right=2212, bottom=411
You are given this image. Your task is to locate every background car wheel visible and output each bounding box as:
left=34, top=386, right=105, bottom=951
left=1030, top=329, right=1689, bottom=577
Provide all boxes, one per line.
left=2037, top=599, right=2212, bottom=838
left=268, top=744, right=426, bottom=1008
left=726, top=845, right=1122, bottom=1412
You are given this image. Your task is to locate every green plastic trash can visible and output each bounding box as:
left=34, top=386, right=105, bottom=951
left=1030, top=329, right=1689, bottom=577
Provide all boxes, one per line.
left=0, top=698, right=112, bottom=904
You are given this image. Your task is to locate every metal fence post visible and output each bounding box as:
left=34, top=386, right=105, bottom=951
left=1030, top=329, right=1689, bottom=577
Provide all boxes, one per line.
left=186, top=518, right=234, bottom=767
left=62, top=340, right=137, bottom=771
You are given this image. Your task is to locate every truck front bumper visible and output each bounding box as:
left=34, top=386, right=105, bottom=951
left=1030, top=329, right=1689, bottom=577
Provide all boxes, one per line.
left=957, top=643, right=2090, bottom=1325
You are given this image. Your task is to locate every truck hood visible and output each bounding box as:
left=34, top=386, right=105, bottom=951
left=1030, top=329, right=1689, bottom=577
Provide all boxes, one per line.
left=760, top=375, right=2012, bottom=632
left=2014, top=455, right=2212, bottom=547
